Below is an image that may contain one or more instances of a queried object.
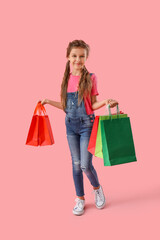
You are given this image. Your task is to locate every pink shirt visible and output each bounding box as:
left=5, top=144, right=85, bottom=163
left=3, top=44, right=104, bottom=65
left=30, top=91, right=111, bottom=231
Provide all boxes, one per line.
left=67, top=72, right=99, bottom=115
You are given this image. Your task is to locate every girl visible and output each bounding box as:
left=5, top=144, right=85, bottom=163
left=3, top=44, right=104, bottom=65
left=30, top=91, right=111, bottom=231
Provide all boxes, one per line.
left=41, top=40, right=118, bottom=216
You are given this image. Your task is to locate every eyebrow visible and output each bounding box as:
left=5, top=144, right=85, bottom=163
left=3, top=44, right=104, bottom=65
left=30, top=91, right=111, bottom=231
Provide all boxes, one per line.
left=72, top=54, right=85, bottom=55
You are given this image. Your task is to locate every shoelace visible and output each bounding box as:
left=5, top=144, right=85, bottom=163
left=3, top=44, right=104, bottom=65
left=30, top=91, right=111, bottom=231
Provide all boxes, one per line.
left=74, top=198, right=84, bottom=210
left=92, top=188, right=104, bottom=202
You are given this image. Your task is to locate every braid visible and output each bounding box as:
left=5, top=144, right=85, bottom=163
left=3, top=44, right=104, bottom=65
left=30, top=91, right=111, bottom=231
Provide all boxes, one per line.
left=78, top=65, right=92, bottom=105
left=60, top=60, right=70, bottom=110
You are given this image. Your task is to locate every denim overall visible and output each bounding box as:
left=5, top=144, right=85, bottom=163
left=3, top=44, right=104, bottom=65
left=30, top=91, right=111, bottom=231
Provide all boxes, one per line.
left=65, top=91, right=100, bottom=197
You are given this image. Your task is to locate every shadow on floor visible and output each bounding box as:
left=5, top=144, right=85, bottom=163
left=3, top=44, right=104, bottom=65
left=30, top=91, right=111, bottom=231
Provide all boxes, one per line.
left=107, top=185, right=160, bottom=208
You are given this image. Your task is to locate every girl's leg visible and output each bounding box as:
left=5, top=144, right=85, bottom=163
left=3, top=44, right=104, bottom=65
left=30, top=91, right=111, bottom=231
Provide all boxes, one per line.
left=66, top=134, right=85, bottom=198
left=80, top=134, right=100, bottom=188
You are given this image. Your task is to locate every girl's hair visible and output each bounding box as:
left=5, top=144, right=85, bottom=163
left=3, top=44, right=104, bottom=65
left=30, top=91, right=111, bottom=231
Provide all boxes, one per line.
left=60, top=40, right=92, bottom=111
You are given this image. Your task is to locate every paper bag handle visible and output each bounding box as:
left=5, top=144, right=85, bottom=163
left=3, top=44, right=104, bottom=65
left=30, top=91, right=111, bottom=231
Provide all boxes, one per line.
left=34, top=101, right=46, bottom=116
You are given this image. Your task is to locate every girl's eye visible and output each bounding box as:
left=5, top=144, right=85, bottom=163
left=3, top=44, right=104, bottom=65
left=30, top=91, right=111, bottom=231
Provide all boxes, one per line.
left=72, top=55, right=85, bottom=57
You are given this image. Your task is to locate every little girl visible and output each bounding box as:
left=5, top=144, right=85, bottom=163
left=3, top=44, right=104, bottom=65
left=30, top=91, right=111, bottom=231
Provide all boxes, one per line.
left=41, top=40, right=118, bottom=216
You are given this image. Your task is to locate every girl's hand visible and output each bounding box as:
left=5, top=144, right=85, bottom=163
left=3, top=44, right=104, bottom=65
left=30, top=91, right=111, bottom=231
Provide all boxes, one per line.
left=106, top=99, right=119, bottom=108
left=39, top=99, right=49, bottom=105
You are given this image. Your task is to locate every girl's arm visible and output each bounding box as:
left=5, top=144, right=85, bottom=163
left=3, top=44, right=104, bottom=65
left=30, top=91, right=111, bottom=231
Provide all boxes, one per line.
left=41, top=99, right=63, bottom=110
left=91, top=96, right=118, bottom=110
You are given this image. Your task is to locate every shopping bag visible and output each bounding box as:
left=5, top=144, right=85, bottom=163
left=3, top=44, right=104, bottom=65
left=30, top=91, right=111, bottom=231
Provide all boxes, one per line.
left=26, top=101, right=54, bottom=146
left=94, top=105, right=128, bottom=158
left=26, top=114, right=39, bottom=146
left=87, top=109, right=125, bottom=155
left=101, top=105, right=137, bottom=166
left=87, top=116, right=100, bottom=155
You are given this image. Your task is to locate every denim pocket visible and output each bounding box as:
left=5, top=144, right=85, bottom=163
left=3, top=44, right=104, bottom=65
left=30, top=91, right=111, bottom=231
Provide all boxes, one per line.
left=65, top=115, right=70, bottom=125
left=82, top=118, right=94, bottom=128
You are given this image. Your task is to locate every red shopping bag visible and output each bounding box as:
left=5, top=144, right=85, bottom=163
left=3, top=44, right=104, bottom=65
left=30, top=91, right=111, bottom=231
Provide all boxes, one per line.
left=87, top=116, right=100, bottom=155
left=26, top=102, right=55, bottom=146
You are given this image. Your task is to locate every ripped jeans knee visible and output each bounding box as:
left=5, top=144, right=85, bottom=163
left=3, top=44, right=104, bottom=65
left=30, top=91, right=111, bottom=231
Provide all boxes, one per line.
left=72, top=160, right=82, bottom=173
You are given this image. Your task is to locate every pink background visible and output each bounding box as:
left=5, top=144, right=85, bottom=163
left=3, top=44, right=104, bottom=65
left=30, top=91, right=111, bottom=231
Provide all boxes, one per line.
left=1, top=0, right=160, bottom=239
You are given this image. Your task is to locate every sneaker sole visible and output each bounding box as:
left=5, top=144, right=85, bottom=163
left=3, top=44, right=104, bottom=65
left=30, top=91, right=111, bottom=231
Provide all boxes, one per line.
left=73, top=209, right=84, bottom=216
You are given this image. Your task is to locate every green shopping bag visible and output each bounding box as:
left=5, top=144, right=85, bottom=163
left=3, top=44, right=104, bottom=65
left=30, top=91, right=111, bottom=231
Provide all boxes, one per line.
left=100, top=105, right=137, bottom=166
left=95, top=105, right=128, bottom=159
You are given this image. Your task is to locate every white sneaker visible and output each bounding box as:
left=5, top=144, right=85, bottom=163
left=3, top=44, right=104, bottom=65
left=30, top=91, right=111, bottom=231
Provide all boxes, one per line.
left=73, top=198, right=85, bottom=216
left=93, top=185, right=106, bottom=209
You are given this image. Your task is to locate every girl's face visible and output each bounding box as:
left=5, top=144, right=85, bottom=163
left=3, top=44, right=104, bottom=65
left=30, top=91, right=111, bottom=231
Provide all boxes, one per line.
left=68, top=47, right=88, bottom=72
